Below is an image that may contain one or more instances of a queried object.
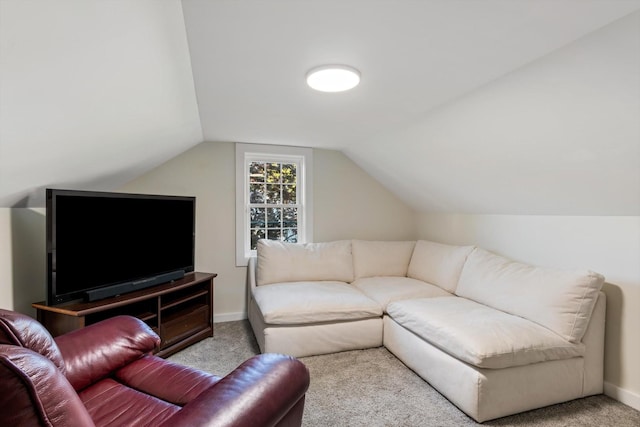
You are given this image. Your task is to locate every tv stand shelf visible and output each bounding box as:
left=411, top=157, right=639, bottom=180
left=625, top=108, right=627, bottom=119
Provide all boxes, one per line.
left=33, top=272, right=216, bottom=358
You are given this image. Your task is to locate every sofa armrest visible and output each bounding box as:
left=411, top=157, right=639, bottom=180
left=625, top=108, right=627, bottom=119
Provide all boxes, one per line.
left=248, top=257, right=258, bottom=291
left=159, top=353, right=310, bottom=427
left=55, top=316, right=160, bottom=391
left=247, top=256, right=258, bottom=310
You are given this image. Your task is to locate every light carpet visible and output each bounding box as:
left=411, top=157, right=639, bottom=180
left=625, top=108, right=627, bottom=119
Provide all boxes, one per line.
left=168, top=320, right=640, bottom=427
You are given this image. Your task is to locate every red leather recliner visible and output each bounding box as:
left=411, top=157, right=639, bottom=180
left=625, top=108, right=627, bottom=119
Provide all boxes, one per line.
left=0, top=309, right=310, bottom=427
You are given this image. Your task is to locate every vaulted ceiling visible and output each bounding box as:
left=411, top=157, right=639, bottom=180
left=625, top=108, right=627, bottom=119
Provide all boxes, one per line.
left=2, top=1, right=639, bottom=213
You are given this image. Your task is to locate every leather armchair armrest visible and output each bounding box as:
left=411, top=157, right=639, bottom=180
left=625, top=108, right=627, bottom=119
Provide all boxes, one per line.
left=115, top=355, right=221, bottom=405
left=55, top=316, right=160, bottom=391
left=159, top=353, right=310, bottom=427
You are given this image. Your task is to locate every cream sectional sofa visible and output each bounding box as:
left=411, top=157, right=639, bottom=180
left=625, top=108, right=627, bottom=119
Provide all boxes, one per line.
left=247, top=239, right=606, bottom=422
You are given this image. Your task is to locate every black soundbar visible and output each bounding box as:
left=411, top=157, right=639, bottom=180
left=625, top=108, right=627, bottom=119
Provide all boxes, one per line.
left=85, top=270, right=186, bottom=302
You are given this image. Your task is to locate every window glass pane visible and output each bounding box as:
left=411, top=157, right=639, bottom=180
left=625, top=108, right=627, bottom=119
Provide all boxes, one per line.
left=283, top=228, right=297, bottom=243
left=250, top=229, right=265, bottom=250
left=266, top=163, right=281, bottom=183
left=250, top=207, right=265, bottom=228
left=267, top=229, right=281, bottom=241
left=266, top=184, right=281, bottom=204
left=283, top=208, right=297, bottom=227
left=283, top=184, right=296, bottom=204
left=282, top=164, right=296, bottom=184
left=250, top=183, right=265, bottom=203
left=249, top=162, right=265, bottom=183
left=267, top=208, right=281, bottom=228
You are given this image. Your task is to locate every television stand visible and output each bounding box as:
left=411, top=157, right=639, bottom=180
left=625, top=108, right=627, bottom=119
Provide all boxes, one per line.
left=33, top=272, right=216, bottom=358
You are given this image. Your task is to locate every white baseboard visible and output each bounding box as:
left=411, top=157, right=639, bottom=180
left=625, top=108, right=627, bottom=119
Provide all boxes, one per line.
left=604, top=381, right=640, bottom=411
left=213, top=312, right=246, bottom=323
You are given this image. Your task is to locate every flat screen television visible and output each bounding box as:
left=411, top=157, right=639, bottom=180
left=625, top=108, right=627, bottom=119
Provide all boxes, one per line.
left=46, top=189, right=196, bottom=305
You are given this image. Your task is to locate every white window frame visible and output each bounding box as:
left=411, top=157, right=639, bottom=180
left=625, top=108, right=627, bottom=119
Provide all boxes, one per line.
left=235, top=143, right=313, bottom=266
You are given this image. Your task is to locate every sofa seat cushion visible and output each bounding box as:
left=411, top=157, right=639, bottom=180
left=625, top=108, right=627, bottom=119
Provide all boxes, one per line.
left=79, top=378, right=180, bottom=427
left=387, top=297, right=585, bottom=369
left=253, top=281, right=382, bottom=324
left=353, top=277, right=451, bottom=311
left=456, top=248, right=605, bottom=343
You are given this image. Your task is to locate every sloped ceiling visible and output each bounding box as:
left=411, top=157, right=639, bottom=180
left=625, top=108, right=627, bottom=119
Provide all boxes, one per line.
left=2, top=1, right=639, bottom=214
left=0, top=1, right=202, bottom=207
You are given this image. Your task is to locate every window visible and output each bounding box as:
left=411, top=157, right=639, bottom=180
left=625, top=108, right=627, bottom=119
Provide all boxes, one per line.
left=236, top=143, right=313, bottom=266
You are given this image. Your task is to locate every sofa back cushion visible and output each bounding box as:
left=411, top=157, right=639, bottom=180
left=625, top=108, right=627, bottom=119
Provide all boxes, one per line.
left=456, top=248, right=604, bottom=343
left=407, top=240, right=474, bottom=293
left=352, top=240, right=416, bottom=279
left=256, top=240, right=354, bottom=285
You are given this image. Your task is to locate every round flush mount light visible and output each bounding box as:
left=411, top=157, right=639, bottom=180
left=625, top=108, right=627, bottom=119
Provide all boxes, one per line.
left=306, top=65, right=361, bottom=92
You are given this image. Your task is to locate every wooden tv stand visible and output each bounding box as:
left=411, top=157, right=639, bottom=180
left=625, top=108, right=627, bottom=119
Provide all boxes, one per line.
left=33, top=272, right=216, bottom=358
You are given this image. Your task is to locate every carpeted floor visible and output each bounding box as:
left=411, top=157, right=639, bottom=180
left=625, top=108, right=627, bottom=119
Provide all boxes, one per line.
left=168, top=320, right=640, bottom=427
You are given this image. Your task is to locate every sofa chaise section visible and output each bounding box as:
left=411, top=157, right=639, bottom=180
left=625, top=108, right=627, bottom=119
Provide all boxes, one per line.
left=384, top=292, right=605, bottom=422
left=384, top=247, right=606, bottom=422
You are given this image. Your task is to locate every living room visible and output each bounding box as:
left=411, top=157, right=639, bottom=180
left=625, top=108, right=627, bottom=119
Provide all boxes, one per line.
left=1, top=1, right=638, bottom=425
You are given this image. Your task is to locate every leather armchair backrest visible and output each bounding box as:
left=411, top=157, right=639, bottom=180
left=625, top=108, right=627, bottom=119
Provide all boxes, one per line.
left=0, top=345, right=95, bottom=427
left=0, top=309, right=66, bottom=373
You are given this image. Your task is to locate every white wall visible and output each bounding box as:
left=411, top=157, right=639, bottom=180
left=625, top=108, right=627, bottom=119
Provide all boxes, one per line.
left=0, top=208, right=46, bottom=315
left=119, top=142, right=417, bottom=321
left=417, top=215, right=640, bottom=409
left=0, top=0, right=202, bottom=207
left=0, top=210, right=13, bottom=310
left=314, top=149, right=416, bottom=242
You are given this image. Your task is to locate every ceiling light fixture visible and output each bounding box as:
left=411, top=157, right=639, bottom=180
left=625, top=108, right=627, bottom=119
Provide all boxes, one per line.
left=306, top=65, right=360, bottom=92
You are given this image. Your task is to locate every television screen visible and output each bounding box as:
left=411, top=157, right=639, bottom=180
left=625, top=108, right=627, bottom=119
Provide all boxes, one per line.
left=47, top=189, right=195, bottom=305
